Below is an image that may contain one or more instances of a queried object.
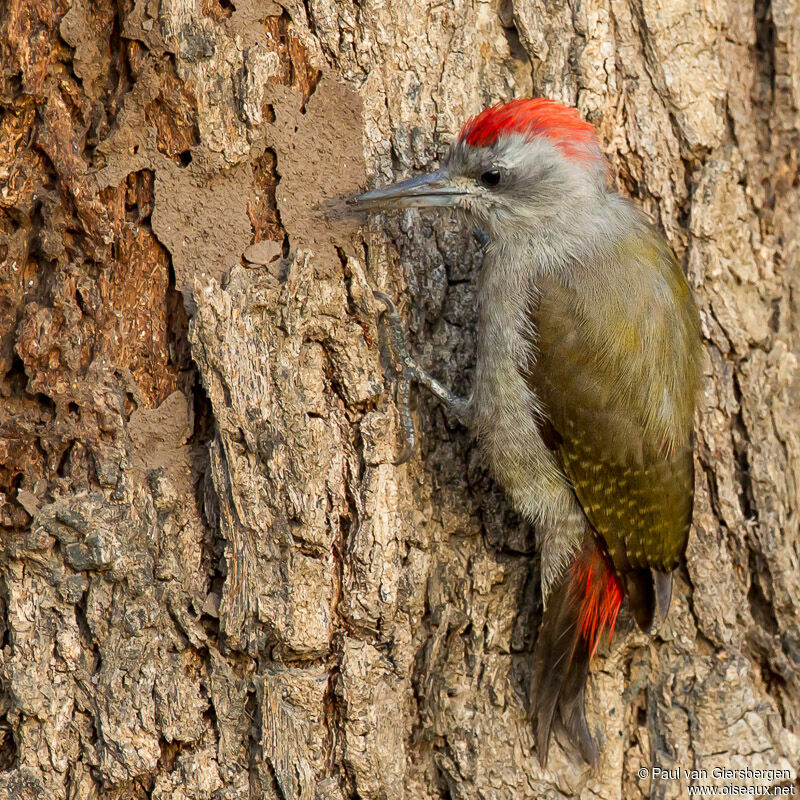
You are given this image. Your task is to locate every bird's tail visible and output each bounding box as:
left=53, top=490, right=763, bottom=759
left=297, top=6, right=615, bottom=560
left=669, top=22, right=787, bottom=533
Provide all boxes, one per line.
left=530, top=537, right=623, bottom=765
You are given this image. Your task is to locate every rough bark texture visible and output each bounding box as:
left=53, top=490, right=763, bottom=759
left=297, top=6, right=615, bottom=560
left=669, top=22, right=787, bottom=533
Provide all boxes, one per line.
left=1, top=0, right=799, bottom=798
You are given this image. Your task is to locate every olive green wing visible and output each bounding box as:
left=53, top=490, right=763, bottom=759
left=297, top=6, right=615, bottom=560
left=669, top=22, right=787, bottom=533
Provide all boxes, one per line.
left=527, top=239, right=700, bottom=623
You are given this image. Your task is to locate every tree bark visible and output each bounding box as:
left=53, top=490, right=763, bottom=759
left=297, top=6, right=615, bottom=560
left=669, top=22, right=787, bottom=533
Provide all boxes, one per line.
left=1, top=0, right=799, bottom=798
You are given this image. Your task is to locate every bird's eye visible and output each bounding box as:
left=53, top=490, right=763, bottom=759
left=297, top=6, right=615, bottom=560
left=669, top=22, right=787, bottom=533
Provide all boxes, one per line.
left=480, top=169, right=502, bottom=188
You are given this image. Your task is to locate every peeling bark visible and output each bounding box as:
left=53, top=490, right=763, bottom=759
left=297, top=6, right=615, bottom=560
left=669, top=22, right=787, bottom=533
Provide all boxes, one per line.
left=0, top=0, right=799, bottom=798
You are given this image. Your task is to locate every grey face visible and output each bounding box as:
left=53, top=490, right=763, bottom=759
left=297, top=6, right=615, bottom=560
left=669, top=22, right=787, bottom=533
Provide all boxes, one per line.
left=354, top=133, right=606, bottom=240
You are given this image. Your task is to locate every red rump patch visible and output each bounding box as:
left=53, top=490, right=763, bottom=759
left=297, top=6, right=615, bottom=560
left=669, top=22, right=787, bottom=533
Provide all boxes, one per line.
left=572, top=544, right=623, bottom=658
left=460, top=98, right=599, bottom=161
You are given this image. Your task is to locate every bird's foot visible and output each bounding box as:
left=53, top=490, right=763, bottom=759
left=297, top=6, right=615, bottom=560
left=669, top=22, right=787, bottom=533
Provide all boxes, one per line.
left=472, top=225, right=490, bottom=250
left=373, top=291, right=471, bottom=462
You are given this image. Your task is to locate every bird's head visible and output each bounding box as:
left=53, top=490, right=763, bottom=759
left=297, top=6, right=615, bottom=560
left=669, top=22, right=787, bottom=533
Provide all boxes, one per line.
left=355, top=98, right=608, bottom=240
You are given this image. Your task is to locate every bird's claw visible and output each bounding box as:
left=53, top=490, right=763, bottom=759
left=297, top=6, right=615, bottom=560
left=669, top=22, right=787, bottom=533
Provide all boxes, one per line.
left=472, top=225, right=490, bottom=249
left=372, top=290, right=396, bottom=313
left=373, top=290, right=472, bottom=456
left=373, top=290, right=416, bottom=464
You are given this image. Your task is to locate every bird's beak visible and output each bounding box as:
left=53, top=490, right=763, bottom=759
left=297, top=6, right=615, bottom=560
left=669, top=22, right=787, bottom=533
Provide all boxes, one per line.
left=353, top=169, right=467, bottom=210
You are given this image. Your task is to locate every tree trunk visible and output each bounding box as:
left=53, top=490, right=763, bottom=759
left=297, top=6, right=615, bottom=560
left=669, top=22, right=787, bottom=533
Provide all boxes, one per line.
left=1, top=0, right=799, bottom=798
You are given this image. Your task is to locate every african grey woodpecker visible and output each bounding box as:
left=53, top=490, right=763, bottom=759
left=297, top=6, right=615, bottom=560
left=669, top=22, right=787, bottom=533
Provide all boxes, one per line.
left=354, top=98, right=702, bottom=764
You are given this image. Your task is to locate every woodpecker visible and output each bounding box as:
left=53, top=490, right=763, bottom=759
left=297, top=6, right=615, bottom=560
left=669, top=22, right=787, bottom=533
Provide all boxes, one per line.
left=355, top=98, right=702, bottom=764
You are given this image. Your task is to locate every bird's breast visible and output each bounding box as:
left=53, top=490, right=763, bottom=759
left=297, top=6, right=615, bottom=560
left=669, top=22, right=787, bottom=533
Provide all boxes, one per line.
left=471, top=256, right=575, bottom=529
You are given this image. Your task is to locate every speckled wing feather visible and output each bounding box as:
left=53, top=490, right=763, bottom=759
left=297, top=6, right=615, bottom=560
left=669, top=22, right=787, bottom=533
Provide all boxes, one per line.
left=526, top=234, right=701, bottom=625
